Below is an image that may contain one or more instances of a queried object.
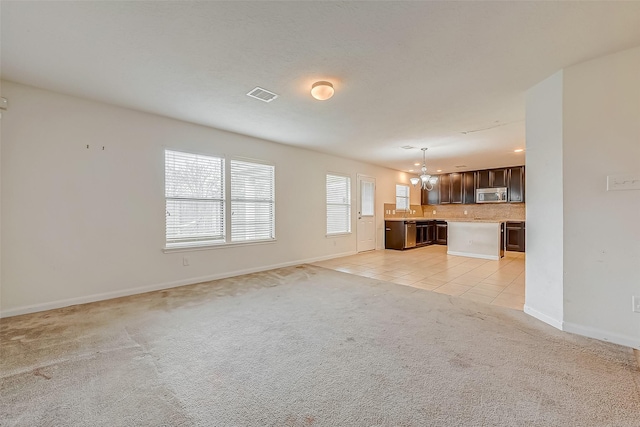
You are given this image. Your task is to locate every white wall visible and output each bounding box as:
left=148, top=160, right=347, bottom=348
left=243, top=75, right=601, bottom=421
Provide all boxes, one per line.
left=0, top=82, right=3, bottom=312
left=524, top=71, right=565, bottom=329
left=525, top=47, right=640, bottom=349
left=0, top=81, right=412, bottom=316
left=561, top=46, right=640, bottom=348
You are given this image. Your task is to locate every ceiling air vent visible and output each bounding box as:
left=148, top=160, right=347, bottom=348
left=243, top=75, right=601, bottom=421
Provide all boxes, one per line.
left=247, top=87, right=278, bottom=103
left=455, top=165, right=468, bottom=168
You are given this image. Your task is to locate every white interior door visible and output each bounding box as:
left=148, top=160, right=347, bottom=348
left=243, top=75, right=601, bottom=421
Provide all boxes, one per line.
left=357, top=175, right=376, bottom=252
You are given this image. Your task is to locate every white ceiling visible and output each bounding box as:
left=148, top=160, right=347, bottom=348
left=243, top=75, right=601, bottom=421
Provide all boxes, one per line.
left=3, top=1, right=640, bottom=173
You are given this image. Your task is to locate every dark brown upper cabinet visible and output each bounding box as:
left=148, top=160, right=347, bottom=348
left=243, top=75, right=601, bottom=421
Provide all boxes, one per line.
left=421, top=166, right=523, bottom=205
left=450, top=173, right=463, bottom=204
left=421, top=179, right=440, bottom=205
left=462, top=172, right=476, bottom=204
left=477, top=170, right=490, bottom=188
left=508, top=166, right=525, bottom=203
left=491, top=169, right=508, bottom=187
left=478, top=168, right=508, bottom=188
left=439, top=174, right=451, bottom=204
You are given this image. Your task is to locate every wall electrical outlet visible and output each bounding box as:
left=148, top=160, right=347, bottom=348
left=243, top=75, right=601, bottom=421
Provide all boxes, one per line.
left=633, top=296, right=640, bottom=313
left=432, top=210, right=436, bottom=215
left=183, top=256, right=190, bottom=267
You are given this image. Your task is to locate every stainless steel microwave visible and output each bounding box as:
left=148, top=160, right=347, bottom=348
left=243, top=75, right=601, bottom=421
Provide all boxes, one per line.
left=476, top=187, right=507, bottom=203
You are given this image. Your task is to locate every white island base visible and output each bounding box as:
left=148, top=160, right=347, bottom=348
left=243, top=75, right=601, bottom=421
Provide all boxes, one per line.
left=447, top=221, right=503, bottom=260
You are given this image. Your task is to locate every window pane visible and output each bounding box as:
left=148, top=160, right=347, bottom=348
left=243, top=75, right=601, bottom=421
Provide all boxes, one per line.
left=361, top=180, right=374, bottom=216
left=327, top=174, right=351, bottom=234
left=165, top=150, right=224, bottom=199
left=231, top=201, right=274, bottom=241
left=165, top=150, right=225, bottom=246
left=327, top=205, right=351, bottom=235
left=326, top=175, right=351, bottom=204
left=396, top=184, right=409, bottom=197
left=166, top=199, right=224, bottom=244
left=231, top=160, right=275, bottom=242
left=396, top=184, right=410, bottom=211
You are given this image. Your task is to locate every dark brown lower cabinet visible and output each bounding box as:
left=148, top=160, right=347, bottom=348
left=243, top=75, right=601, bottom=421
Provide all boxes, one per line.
left=505, top=221, right=525, bottom=252
left=435, top=221, right=448, bottom=245
left=426, top=223, right=436, bottom=244
left=416, top=223, right=428, bottom=245
left=388, top=220, right=444, bottom=250
left=416, top=221, right=436, bottom=246
left=385, top=221, right=405, bottom=250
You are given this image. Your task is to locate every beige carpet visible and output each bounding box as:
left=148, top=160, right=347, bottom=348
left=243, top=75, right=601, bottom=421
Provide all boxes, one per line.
left=1, top=265, right=639, bottom=426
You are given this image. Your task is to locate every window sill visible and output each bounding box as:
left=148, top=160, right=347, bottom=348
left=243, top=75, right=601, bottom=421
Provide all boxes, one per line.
left=163, top=238, right=277, bottom=253
left=326, top=232, right=352, bottom=238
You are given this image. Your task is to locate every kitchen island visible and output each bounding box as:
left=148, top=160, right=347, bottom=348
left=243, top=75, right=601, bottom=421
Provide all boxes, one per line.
left=446, top=220, right=504, bottom=260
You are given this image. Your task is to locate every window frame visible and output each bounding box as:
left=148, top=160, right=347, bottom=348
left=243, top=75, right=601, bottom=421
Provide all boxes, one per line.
left=163, top=149, right=276, bottom=252
left=229, top=157, right=276, bottom=243
left=164, top=149, right=226, bottom=249
left=326, top=172, right=352, bottom=237
left=395, top=183, right=410, bottom=212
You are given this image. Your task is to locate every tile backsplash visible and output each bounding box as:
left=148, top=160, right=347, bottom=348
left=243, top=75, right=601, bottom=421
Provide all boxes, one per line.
left=384, top=203, right=525, bottom=221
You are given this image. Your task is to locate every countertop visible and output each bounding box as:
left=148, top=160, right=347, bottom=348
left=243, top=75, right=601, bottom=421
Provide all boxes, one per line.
left=384, top=218, right=524, bottom=223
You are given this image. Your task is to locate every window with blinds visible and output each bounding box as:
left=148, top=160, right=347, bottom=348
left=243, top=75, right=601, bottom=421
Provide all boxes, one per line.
left=230, top=160, right=275, bottom=242
left=165, top=150, right=225, bottom=247
left=326, top=174, right=351, bottom=235
left=396, top=184, right=410, bottom=211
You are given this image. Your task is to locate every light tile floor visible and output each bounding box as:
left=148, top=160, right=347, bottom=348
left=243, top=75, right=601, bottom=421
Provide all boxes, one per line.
left=312, top=246, right=526, bottom=311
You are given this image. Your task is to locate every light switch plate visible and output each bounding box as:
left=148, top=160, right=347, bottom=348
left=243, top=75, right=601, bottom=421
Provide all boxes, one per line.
left=607, top=174, right=640, bottom=191
left=633, top=296, right=640, bottom=313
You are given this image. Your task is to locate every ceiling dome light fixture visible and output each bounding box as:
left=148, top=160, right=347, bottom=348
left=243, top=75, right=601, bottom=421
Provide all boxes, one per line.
left=311, top=81, right=334, bottom=101
left=410, top=148, right=438, bottom=191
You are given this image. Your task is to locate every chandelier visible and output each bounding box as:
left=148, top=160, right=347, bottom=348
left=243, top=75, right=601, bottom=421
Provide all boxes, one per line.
left=410, top=148, right=438, bottom=191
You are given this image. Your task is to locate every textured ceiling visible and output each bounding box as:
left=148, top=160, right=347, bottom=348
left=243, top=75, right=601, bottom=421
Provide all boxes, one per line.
left=3, top=1, right=640, bottom=173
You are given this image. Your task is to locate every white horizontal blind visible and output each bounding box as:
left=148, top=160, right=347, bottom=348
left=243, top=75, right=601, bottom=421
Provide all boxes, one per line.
left=230, top=160, right=275, bottom=242
left=326, top=174, right=351, bottom=235
left=396, top=184, right=410, bottom=211
left=361, top=180, right=375, bottom=216
left=165, top=150, right=225, bottom=246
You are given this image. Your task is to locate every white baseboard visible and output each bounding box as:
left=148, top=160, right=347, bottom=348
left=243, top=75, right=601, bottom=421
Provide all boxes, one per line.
left=0, top=250, right=357, bottom=318
left=562, top=321, right=639, bottom=350
left=523, top=305, right=563, bottom=330
left=520, top=306, right=638, bottom=351
left=446, top=250, right=499, bottom=261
